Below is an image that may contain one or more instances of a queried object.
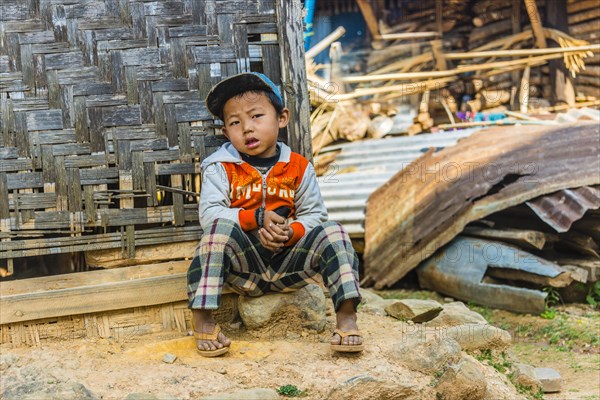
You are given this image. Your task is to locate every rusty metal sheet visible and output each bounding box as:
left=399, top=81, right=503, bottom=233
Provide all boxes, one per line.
left=363, top=122, right=600, bottom=289
left=526, top=186, right=600, bottom=233
left=417, top=236, right=553, bottom=314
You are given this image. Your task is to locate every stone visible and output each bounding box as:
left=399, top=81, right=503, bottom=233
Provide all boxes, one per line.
left=358, top=288, right=385, bottom=303
left=534, top=367, right=562, bottom=393
left=444, top=324, right=512, bottom=351
left=0, top=353, right=19, bottom=372
left=2, top=381, right=97, bottom=400
left=238, top=284, right=327, bottom=331
left=360, top=298, right=400, bottom=316
left=385, top=299, right=443, bottom=322
left=200, top=388, right=279, bottom=400
left=327, top=374, right=420, bottom=400
left=162, top=353, right=177, bottom=364
left=435, top=356, right=487, bottom=400
left=357, top=289, right=399, bottom=316
left=389, top=336, right=462, bottom=373
left=125, top=394, right=178, bottom=400
left=512, top=363, right=542, bottom=392
left=425, top=302, right=488, bottom=327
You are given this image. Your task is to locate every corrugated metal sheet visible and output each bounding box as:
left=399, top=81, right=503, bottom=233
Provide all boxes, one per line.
left=526, top=186, right=600, bottom=232
left=524, top=109, right=600, bottom=232
left=363, top=122, right=600, bottom=288
left=318, top=128, right=482, bottom=237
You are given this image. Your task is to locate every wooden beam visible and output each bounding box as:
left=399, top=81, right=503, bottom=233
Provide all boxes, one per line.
left=276, top=0, right=312, bottom=159
left=0, top=261, right=191, bottom=325
left=355, top=0, right=380, bottom=39
left=546, top=0, right=575, bottom=107
left=435, top=0, right=443, bottom=35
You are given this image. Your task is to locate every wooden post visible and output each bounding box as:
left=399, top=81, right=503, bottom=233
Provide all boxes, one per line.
left=276, top=0, right=312, bottom=159
left=355, top=0, right=380, bottom=39
left=519, top=65, right=531, bottom=113
left=431, top=39, right=448, bottom=71
left=545, top=0, right=575, bottom=107
left=436, top=0, right=443, bottom=36
left=511, top=0, right=522, bottom=108
left=524, top=0, right=547, bottom=48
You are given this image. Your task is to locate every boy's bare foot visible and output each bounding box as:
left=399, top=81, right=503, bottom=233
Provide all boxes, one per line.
left=192, top=310, right=231, bottom=351
left=330, top=299, right=363, bottom=347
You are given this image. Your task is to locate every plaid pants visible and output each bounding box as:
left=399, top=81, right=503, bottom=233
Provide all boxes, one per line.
left=187, top=218, right=361, bottom=312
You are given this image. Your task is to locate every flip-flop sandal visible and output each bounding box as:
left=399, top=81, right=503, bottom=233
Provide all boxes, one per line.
left=191, top=320, right=230, bottom=357
left=330, top=329, right=364, bottom=353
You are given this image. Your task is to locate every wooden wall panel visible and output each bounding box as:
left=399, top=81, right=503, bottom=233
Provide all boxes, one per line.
left=0, top=0, right=308, bottom=268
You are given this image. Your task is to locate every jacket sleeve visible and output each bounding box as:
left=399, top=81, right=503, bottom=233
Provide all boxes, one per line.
left=199, top=162, right=251, bottom=231
left=285, top=162, right=328, bottom=246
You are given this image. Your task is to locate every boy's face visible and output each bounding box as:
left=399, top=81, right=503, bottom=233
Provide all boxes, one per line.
left=221, top=91, right=289, bottom=158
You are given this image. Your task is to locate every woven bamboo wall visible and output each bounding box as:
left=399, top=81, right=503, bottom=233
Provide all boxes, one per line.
left=0, top=0, right=310, bottom=273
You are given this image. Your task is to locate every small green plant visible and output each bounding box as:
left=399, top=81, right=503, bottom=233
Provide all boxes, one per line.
left=540, top=307, right=557, bottom=320
left=586, top=281, right=600, bottom=307
left=543, top=286, right=562, bottom=307
left=474, top=349, right=512, bottom=374
left=277, top=384, right=305, bottom=397
left=513, top=382, right=544, bottom=400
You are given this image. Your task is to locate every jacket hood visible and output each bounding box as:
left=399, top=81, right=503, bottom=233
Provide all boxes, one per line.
left=201, top=141, right=293, bottom=169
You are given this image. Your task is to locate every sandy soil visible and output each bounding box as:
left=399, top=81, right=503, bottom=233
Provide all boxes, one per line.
left=1, top=310, right=526, bottom=400
left=1, top=299, right=597, bottom=400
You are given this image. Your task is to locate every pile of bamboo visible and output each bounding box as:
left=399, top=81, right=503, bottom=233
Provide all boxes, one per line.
left=305, top=0, right=600, bottom=154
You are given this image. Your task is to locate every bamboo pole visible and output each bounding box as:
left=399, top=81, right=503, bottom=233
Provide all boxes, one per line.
left=305, top=26, right=346, bottom=60
left=445, top=44, right=599, bottom=60
left=376, top=32, right=440, bottom=40
left=355, top=0, right=380, bottom=39
left=524, top=0, right=547, bottom=48
left=529, top=99, right=600, bottom=113
left=519, top=65, right=531, bottom=113
left=438, top=120, right=557, bottom=129
left=333, top=77, right=455, bottom=101
left=344, top=48, right=598, bottom=84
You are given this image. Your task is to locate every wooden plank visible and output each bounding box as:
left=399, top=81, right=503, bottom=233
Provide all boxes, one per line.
left=463, top=226, right=546, bottom=250
left=7, top=172, right=43, bottom=190
left=276, top=0, right=311, bottom=159
left=0, top=261, right=190, bottom=324
left=0, top=173, right=9, bottom=219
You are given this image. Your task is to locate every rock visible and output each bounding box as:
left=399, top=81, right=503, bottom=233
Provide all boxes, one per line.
left=385, top=299, right=443, bottom=322
left=0, top=353, right=19, bottom=372
left=534, top=367, right=562, bottom=393
left=426, top=302, right=488, bottom=327
left=162, top=353, right=177, bottom=364
left=327, top=374, right=420, bottom=400
left=125, top=394, right=178, bottom=400
left=389, top=337, right=462, bottom=373
left=238, top=284, right=327, bottom=331
left=357, top=289, right=399, bottom=316
left=361, top=298, right=400, bottom=316
left=435, top=356, right=487, bottom=400
left=358, top=288, right=385, bottom=303
left=200, top=388, right=279, bottom=400
left=444, top=324, right=512, bottom=351
left=512, top=363, right=542, bottom=392
left=2, top=381, right=97, bottom=400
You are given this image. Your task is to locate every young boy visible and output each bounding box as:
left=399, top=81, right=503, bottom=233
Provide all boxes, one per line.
left=187, top=72, right=363, bottom=357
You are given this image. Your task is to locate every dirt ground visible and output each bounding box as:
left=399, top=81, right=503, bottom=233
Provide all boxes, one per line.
left=1, top=290, right=598, bottom=400
left=377, top=290, right=600, bottom=400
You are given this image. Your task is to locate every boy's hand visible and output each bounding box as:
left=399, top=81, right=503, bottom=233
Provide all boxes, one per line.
left=259, top=210, right=294, bottom=251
